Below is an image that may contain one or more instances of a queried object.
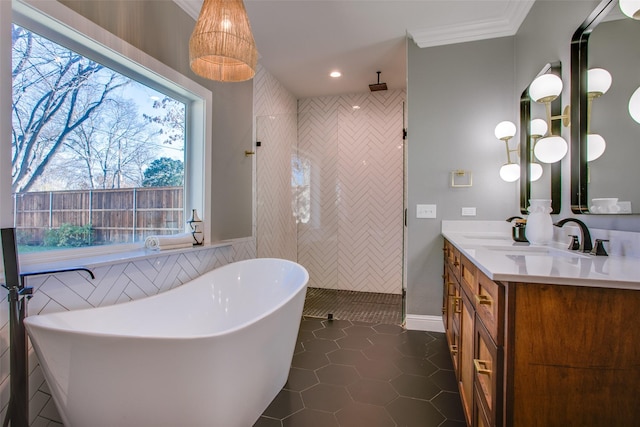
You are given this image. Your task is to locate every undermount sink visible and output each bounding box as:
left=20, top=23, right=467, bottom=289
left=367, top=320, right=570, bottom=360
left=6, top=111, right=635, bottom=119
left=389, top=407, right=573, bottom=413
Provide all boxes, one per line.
left=481, top=245, right=590, bottom=258
left=462, top=234, right=511, bottom=241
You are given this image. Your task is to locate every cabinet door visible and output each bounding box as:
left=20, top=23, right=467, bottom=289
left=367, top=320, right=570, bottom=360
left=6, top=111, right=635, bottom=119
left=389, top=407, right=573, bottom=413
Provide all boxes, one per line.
left=459, top=290, right=475, bottom=426
left=443, top=265, right=456, bottom=336
left=474, top=315, right=503, bottom=427
left=444, top=239, right=461, bottom=281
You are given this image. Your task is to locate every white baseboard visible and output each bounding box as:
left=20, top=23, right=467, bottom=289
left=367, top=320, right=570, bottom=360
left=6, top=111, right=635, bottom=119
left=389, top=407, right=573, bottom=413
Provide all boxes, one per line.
left=405, top=314, right=445, bottom=332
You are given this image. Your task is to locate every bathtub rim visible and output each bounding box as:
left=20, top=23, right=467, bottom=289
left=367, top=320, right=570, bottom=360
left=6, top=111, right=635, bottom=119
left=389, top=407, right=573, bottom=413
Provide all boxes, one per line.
left=24, top=257, right=309, bottom=340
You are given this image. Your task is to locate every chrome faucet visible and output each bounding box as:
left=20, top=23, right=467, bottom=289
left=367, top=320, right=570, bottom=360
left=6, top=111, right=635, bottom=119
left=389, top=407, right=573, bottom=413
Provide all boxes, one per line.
left=553, top=218, right=593, bottom=253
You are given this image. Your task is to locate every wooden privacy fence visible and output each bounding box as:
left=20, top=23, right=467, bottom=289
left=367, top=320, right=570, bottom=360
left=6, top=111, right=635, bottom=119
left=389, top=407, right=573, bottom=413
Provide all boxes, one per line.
left=13, top=186, right=184, bottom=245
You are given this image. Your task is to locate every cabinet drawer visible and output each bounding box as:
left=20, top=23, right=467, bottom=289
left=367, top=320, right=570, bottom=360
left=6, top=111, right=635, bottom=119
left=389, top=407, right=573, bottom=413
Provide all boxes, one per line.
left=474, top=316, right=503, bottom=427
left=460, top=255, right=476, bottom=297
left=476, top=271, right=504, bottom=346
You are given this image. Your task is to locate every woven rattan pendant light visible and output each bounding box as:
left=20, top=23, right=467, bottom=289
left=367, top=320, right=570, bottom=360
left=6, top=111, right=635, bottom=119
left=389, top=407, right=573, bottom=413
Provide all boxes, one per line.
left=189, top=0, right=258, bottom=82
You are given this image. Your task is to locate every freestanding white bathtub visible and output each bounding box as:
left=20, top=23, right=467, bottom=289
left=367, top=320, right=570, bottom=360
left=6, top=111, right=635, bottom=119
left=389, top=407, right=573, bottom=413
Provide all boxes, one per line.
left=24, top=258, right=309, bottom=427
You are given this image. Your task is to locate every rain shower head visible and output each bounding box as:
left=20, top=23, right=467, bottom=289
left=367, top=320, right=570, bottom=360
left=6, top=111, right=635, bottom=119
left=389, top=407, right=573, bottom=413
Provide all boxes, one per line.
left=369, top=71, right=387, bottom=92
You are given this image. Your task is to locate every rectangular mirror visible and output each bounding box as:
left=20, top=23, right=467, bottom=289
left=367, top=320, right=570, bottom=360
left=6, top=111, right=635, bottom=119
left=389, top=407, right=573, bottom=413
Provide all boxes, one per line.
left=571, top=0, right=640, bottom=214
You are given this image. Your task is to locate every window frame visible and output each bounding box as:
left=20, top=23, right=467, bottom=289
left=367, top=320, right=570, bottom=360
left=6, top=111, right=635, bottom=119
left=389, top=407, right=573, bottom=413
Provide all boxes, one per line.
left=1, top=0, right=212, bottom=266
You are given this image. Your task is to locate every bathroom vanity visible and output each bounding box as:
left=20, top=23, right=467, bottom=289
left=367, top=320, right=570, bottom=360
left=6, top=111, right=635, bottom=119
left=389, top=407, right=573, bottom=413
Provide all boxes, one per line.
left=442, top=223, right=640, bottom=427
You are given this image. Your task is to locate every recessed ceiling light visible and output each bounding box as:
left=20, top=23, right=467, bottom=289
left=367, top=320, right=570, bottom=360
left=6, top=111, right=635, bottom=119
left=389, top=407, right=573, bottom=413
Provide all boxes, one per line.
left=352, top=105, right=360, bottom=110
left=330, top=71, right=341, bottom=78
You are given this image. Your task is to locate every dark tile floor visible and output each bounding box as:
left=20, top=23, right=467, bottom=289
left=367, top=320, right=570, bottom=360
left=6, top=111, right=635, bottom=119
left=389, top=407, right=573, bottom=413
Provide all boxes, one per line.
left=254, top=316, right=465, bottom=427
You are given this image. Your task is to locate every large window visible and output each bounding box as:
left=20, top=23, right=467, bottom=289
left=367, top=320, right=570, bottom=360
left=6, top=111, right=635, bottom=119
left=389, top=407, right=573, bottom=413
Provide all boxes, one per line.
left=4, top=0, right=211, bottom=260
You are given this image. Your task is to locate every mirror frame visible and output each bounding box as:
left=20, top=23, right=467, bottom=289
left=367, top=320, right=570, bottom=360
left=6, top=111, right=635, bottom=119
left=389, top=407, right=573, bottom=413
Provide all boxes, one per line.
left=520, top=62, right=562, bottom=214
left=570, top=0, right=618, bottom=213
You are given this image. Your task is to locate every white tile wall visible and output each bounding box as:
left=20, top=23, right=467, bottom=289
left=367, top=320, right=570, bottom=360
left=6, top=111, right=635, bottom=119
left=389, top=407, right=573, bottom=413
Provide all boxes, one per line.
left=297, top=90, right=406, bottom=294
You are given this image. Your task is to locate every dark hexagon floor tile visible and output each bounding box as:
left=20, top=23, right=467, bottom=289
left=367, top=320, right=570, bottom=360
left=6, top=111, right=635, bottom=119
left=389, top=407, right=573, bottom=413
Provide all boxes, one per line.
left=438, top=420, right=468, bottom=427
left=346, top=378, right=398, bottom=406
left=343, top=325, right=376, bottom=337
left=372, top=323, right=404, bottom=335
left=285, top=367, right=319, bottom=392
left=313, top=327, right=347, bottom=340
left=396, top=340, right=429, bottom=358
left=394, top=355, right=439, bottom=377
left=336, top=334, right=372, bottom=350
left=297, top=329, right=316, bottom=344
left=299, top=317, right=326, bottom=332
left=336, top=402, right=395, bottom=427
left=327, top=348, right=367, bottom=365
left=302, top=338, right=339, bottom=354
left=316, top=364, right=361, bottom=386
left=362, top=343, right=403, bottom=361
left=355, top=357, right=402, bottom=381
left=428, top=349, right=456, bottom=370
left=404, top=330, right=436, bottom=344
left=431, top=391, right=466, bottom=421
left=386, top=396, right=445, bottom=427
left=282, top=408, right=339, bottom=427
left=368, top=332, right=406, bottom=346
left=429, top=369, right=458, bottom=392
left=322, top=319, right=353, bottom=329
left=391, top=373, right=441, bottom=400
left=253, top=416, right=282, bottom=427
left=291, top=351, right=330, bottom=370
left=262, top=389, right=304, bottom=419
left=301, top=383, right=353, bottom=412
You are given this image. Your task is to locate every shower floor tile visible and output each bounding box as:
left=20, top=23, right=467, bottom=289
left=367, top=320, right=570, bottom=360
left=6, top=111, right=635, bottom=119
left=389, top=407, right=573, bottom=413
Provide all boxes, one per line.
left=255, top=317, right=465, bottom=427
left=302, top=287, right=403, bottom=325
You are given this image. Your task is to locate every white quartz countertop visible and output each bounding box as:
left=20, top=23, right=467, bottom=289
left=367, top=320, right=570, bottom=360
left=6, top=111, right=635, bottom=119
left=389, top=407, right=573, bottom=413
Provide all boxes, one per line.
left=442, top=221, right=640, bottom=291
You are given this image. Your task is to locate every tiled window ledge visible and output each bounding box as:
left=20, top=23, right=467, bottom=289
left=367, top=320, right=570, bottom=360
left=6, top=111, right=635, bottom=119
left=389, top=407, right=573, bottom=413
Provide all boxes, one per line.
left=17, top=241, right=234, bottom=275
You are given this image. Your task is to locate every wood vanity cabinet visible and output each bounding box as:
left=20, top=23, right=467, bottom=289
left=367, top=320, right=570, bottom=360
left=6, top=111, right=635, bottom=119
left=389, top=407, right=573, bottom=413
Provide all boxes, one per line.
left=443, top=238, right=640, bottom=427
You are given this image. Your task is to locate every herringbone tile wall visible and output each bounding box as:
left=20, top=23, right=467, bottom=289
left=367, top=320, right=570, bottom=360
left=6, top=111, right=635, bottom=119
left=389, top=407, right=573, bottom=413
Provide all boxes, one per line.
left=297, top=90, right=406, bottom=294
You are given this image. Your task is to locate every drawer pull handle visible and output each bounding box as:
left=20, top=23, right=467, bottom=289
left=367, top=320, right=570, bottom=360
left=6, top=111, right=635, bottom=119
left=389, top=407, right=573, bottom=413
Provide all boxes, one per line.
left=450, top=344, right=458, bottom=355
left=475, top=294, right=493, bottom=306
left=452, top=296, right=462, bottom=313
left=454, top=261, right=460, bottom=267
left=473, top=359, right=491, bottom=376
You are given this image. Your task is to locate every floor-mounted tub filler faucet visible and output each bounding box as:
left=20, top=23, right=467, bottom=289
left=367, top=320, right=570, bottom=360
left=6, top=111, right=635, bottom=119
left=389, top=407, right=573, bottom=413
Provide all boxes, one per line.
left=1, top=228, right=94, bottom=427
left=553, top=218, right=593, bottom=253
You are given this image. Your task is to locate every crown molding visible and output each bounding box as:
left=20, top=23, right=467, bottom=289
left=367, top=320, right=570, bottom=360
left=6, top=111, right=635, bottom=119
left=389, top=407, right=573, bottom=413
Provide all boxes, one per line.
left=408, top=0, right=535, bottom=48
left=173, top=0, right=200, bottom=20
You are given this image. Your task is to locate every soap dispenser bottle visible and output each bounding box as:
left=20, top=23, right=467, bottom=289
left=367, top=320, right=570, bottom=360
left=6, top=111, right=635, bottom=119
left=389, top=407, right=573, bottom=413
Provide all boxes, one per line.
left=526, top=199, right=553, bottom=245
left=506, top=216, right=528, bottom=243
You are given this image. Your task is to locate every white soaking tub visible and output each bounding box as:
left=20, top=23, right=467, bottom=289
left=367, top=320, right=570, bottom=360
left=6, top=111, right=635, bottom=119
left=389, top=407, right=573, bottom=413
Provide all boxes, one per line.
left=24, top=258, right=309, bottom=427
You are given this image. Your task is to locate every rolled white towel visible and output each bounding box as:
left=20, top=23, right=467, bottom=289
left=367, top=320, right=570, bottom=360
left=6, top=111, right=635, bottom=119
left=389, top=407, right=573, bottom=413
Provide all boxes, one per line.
left=145, top=233, right=195, bottom=250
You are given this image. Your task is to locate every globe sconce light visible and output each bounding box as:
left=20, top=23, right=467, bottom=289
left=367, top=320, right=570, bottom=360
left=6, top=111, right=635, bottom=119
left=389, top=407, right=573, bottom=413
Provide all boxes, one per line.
left=629, top=86, right=640, bottom=124
left=620, top=0, right=640, bottom=19
left=495, top=121, right=520, bottom=182
left=529, top=73, right=569, bottom=164
left=584, top=68, right=612, bottom=160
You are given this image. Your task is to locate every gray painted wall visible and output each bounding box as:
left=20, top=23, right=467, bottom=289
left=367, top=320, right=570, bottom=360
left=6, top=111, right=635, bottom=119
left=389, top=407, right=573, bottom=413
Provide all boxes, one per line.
left=406, top=0, right=640, bottom=318
left=60, top=0, right=254, bottom=241
left=406, top=36, right=518, bottom=316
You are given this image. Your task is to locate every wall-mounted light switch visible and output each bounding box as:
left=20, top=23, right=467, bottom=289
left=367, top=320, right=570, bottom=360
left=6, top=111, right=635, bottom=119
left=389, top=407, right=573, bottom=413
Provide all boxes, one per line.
left=416, top=204, right=437, bottom=219
left=461, top=207, right=476, bottom=216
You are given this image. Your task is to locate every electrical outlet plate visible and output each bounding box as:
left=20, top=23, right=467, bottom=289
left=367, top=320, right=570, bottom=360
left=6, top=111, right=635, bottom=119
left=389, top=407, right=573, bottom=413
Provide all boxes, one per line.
left=461, top=207, right=476, bottom=216
left=416, top=204, right=436, bottom=219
